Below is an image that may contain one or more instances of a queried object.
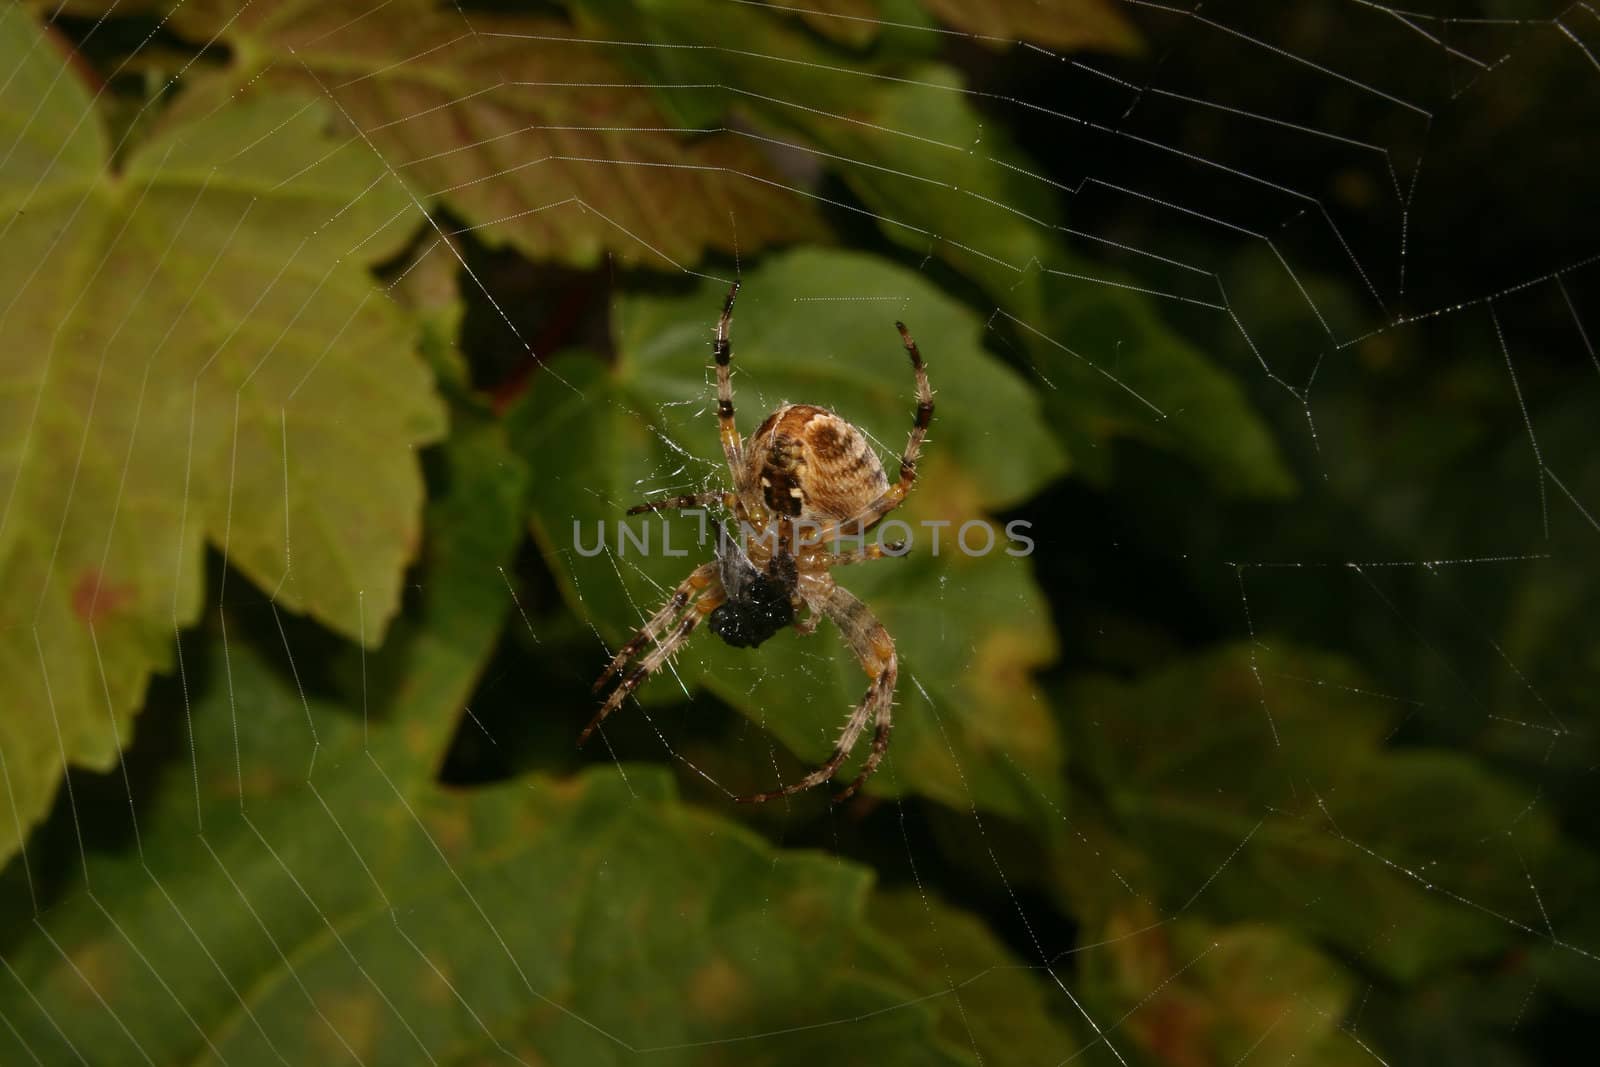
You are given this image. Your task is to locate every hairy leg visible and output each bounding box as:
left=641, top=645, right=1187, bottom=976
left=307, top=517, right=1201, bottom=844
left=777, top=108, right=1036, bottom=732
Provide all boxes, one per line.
left=590, top=561, right=718, bottom=703
left=626, top=491, right=734, bottom=516
left=713, top=281, right=744, bottom=488
left=739, top=585, right=896, bottom=803
left=581, top=590, right=723, bottom=746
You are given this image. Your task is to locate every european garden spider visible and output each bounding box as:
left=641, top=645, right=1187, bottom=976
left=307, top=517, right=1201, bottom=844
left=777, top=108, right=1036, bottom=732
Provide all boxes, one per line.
left=581, top=282, right=934, bottom=803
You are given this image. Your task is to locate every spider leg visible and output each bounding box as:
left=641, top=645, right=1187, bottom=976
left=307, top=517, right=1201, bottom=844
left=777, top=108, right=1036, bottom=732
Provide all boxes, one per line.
left=626, top=491, right=734, bottom=515
left=889, top=320, right=934, bottom=496
left=583, top=588, right=723, bottom=746
left=738, top=585, right=896, bottom=804
left=590, top=561, right=718, bottom=702
left=713, top=281, right=745, bottom=489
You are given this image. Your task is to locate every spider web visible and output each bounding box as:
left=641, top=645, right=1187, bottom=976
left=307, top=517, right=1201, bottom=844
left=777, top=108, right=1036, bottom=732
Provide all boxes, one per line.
left=2, top=0, right=1598, bottom=1063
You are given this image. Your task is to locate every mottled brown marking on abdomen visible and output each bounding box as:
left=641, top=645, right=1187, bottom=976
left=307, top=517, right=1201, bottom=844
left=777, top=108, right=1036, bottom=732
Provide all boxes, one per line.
left=761, top=440, right=806, bottom=516
left=744, top=404, right=889, bottom=525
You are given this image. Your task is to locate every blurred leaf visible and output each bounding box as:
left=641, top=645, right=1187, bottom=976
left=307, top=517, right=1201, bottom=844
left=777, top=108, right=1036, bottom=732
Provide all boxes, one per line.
left=511, top=248, right=1065, bottom=817
left=1064, top=644, right=1577, bottom=983
left=775, top=0, right=888, bottom=49
left=392, top=239, right=471, bottom=393
left=1078, top=904, right=1367, bottom=1067
left=1036, top=285, right=1297, bottom=495
left=0, top=14, right=443, bottom=868
left=1360, top=965, right=1544, bottom=1067
left=869, top=888, right=1091, bottom=1063
left=1482, top=390, right=1600, bottom=756
left=571, top=0, right=877, bottom=125
left=97, top=0, right=825, bottom=267
left=0, top=423, right=981, bottom=1067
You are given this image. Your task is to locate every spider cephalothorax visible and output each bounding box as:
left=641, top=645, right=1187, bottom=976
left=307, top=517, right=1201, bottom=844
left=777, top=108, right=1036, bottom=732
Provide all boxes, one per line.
left=581, top=281, right=933, bottom=803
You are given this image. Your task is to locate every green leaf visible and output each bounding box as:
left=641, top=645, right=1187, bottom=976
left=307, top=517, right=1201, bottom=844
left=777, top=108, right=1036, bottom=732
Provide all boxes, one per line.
left=0, top=423, right=977, bottom=1067
left=1064, top=644, right=1574, bottom=983
left=1078, top=905, right=1367, bottom=1067
left=391, top=236, right=472, bottom=395
left=617, top=250, right=1065, bottom=514
left=869, top=888, right=1091, bottom=1063
left=1034, top=285, right=1297, bottom=495
left=512, top=248, right=1065, bottom=817
left=0, top=13, right=444, bottom=869
left=115, top=0, right=823, bottom=267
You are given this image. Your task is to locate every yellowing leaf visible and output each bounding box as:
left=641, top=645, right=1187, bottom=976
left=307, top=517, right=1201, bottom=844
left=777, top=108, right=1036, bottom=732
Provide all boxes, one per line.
left=141, top=0, right=823, bottom=267
left=871, top=888, right=1090, bottom=1062
left=1080, top=904, right=1366, bottom=1067
left=763, top=0, right=1140, bottom=54
left=922, top=0, right=1141, bottom=53
left=0, top=13, right=444, bottom=866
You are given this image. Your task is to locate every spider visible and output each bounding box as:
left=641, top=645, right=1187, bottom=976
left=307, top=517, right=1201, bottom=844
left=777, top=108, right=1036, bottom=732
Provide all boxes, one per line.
left=580, top=281, right=933, bottom=804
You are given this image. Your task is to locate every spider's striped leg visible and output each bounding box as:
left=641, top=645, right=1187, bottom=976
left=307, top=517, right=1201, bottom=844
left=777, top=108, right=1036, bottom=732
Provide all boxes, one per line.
left=739, top=585, right=897, bottom=804
left=889, top=320, right=934, bottom=498
left=713, top=281, right=744, bottom=485
left=584, top=593, right=722, bottom=745
left=626, top=491, right=738, bottom=516
left=832, top=682, right=896, bottom=803
left=589, top=561, right=717, bottom=706
left=582, top=586, right=724, bottom=745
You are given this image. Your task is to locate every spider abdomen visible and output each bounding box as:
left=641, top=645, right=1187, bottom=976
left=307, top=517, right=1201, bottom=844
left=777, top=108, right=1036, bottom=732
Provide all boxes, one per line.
left=746, top=404, right=889, bottom=525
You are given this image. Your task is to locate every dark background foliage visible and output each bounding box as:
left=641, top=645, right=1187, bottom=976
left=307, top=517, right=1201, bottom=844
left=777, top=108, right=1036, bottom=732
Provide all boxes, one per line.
left=1, top=1, right=1597, bottom=1063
